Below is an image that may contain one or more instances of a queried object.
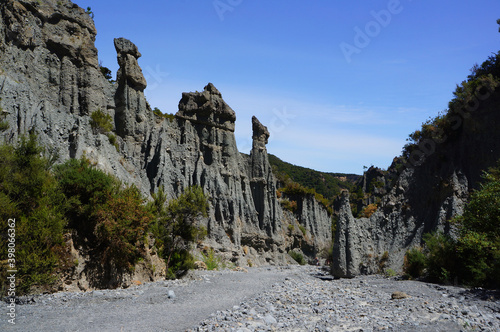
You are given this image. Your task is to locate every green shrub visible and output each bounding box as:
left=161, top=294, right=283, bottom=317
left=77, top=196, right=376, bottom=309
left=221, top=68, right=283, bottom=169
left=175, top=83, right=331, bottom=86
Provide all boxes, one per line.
left=202, top=248, right=221, bottom=271
left=99, top=65, right=113, bottom=83
left=0, top=134, right=67, bottom=294
left=153, top=107, right=163, bottom=117
left=280, top=198, right=297, bottom=212
left=385, top=269, right=398, bottom=277
left=281, top=181, right=314, bottom=196
left=378, top=251, right=389, bottom=273
left=453, top=162, right=500, bottom=287
left=403, top=247, right=426, bottom=279
left=318, top=242, right=333, bottom=263
left=289, top=251, right=306, bottom=265
left=298, top=225, right=306, bottom=236
left=423, top=232, right=457, bottom=284
left=107, top=133, right=119, bottom=151
left=55, top=157, right=153, bottom=272
left=0, top=120, right=9, bottom=131
left=361, top=204, right=378, bottom=218
left=166, top=250, right=195, bottom=279
left=90, top=109, right=113, bottom=134
left=148, top=185, right=209, bottom=278
left=93, top=185, right=153, bottom=271
left=152, top=107, right=176, bottom=122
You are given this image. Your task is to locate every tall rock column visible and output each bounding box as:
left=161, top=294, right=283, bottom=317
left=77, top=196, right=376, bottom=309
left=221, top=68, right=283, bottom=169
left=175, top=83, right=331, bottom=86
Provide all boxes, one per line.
left=250, top=116, right=280, bottom=235
left=114, top=37, right=149, bottom=138
left=332, top=190, right=373, bottom=278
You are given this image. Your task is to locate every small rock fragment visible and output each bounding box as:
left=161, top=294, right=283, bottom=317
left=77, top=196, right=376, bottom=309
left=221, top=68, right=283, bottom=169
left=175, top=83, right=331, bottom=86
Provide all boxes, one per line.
left=391, top=291, right=409, bottom=300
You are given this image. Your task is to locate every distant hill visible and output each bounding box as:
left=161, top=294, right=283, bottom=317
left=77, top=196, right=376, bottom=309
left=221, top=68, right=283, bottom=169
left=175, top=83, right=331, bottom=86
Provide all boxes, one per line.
left=268, top=154, right=360, bottom=200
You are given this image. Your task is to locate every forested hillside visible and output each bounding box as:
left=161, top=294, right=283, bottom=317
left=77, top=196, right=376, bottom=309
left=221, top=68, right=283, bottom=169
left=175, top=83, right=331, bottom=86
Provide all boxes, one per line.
left=268, top=154, right=359, bottom=201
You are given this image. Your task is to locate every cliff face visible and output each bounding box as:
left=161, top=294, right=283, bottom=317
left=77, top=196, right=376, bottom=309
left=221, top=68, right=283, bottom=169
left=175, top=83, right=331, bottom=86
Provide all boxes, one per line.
left=332, top=87, right=500, bottom=277
left=0, top=0, right=332, bottom=287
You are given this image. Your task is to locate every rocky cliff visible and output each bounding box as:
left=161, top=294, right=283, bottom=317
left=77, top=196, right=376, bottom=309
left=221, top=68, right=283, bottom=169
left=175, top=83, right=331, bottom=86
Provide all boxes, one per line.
left=0, top=0, right=332, bottom=288
left=332, top=82, right=500, bottom=277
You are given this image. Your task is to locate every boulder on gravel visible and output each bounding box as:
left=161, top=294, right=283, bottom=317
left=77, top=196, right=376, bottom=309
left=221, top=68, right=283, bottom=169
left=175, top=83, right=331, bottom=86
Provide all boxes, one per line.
left=194, top=261, right=208, bottom=270
left=391, top=291, right=409, bottom=300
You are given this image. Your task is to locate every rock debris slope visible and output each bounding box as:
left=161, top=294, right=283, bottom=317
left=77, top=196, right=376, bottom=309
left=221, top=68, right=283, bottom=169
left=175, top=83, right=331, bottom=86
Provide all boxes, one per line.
left=0, top=0, right=332, bottom=287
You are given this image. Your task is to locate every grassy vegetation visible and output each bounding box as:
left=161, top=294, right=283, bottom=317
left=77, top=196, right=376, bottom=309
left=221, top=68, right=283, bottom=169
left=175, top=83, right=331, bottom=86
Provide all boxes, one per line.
left=90, top=109, right=113, bottom=134
left=201, top=248, right=221, bottom=271
left=90, top=109, right=119, bottom=151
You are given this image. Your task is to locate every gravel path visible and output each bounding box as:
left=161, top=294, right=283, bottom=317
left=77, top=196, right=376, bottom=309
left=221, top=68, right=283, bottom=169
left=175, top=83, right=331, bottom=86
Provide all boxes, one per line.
left=2, top=265, right=499, bottom=331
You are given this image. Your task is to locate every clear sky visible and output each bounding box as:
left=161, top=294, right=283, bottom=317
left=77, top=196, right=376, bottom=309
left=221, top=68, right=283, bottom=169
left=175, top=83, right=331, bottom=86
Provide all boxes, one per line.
left=79, top=0, right=500, bottom=174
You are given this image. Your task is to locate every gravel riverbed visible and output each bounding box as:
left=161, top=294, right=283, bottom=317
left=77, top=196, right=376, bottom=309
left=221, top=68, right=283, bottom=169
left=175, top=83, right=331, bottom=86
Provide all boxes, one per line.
left=2, top=265, right=499, bottom=331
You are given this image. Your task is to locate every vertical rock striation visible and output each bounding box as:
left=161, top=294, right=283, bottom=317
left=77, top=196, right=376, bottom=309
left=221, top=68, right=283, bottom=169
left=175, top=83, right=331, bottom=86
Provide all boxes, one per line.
left=114, top=37, right=150, bottom=138
left=332, top=89, right=500, bottom=278
left=0, top=0, right=333, bottom=287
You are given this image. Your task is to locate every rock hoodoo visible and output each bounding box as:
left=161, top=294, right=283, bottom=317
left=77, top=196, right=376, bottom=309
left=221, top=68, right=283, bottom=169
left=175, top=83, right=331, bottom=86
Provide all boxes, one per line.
left=0, top=0, right=333, bottom=288
left=114, top=37, right=150, bottom=137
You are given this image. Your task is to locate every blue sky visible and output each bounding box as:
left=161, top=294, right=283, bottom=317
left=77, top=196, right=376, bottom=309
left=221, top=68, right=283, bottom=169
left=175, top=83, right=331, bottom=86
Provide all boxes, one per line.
left=80, top=0, right=500, bottom=174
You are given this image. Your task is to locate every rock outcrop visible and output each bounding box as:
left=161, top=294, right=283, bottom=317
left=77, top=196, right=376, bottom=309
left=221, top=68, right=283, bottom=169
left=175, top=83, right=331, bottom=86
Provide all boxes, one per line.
left=332, top=86, right=500, bottom=277
left=0, top=0, right=332, bottom=289
left=114, top=37, right=150, bottom=138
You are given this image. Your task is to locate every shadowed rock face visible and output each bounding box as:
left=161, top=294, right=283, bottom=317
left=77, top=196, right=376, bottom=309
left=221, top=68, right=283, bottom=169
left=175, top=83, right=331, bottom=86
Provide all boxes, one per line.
left=0, top=0, right=332, bottom=287
left=332, top=90, right=500, bottom=278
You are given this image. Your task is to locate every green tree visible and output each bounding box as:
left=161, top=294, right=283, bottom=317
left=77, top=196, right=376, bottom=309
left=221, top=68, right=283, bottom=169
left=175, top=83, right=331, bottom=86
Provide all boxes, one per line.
left=55, top=158, right=153, bottom=272
left=99, top=62, right=113, bottom=82
left=149, top=186, right=209, bottom=278
left=454, top=161, right=500, bottom=287
left=422, top=232, right=457, bottom=284
left=0, top=134, right=67, bottom=294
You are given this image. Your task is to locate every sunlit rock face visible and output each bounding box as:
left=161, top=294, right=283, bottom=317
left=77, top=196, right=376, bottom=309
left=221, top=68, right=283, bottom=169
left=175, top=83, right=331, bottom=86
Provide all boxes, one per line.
left=0, top=0, right=333, bottom=277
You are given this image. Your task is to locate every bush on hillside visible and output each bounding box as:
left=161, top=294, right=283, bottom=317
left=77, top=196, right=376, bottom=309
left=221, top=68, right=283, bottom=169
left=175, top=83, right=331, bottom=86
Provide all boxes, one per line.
left=361, top=204, right=378, bottom=218
left=453, top=161, right=500, bottom=287
left=0, top=134, right=67, bottom=294
left=289, top=251, right=306, bottom=265
left=148, top=185, right=209, bottom=279
left=90, top=109, right=113, bottom=134
left=403, top=48, right=500, bottom=160
left=402, top=161, right=500, bottom=287
left=403, top=247, right=426, bottom=279
left=55, top=157, right=153, bottom=272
